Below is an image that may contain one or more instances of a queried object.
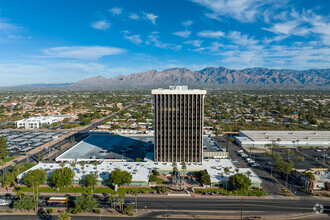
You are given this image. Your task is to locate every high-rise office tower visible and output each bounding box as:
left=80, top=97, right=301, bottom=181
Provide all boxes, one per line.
left=152, top=86, right=206, bottom=162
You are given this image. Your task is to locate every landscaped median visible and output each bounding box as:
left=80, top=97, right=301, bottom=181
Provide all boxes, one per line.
left=193, top=188, right=267, bottom=197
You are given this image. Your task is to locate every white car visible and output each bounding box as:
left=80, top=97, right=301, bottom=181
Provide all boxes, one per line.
left=251, top=163, right=259, bottom=167
left=237, top=150, right=243, bottom=153
left=0, top=199, right=9, bottom=206
left=241, top=154, right=248, bottom=158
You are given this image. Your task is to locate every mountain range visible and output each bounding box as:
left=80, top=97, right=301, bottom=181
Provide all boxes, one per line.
left=72, top=67, right=329, bottom=88
left=4, top=67, right=330, bottom=89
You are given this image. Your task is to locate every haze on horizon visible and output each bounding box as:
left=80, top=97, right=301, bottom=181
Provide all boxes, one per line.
left=0, top=0, right=330, bottom=87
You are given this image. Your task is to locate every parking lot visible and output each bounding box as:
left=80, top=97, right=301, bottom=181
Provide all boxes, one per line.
left=214, top=136, right=284, bottom=196
left=0, top=130, right=69, bottom=155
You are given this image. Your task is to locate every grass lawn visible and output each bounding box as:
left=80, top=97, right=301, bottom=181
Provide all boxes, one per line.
left=0, top=156, right=16, bottom=165
left=15, top=186, right=157, bottom=194
left=156, top=178, right=167, bottom=184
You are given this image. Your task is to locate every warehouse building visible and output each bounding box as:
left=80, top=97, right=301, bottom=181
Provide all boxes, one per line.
left=235, top=130, right=330, bottom=148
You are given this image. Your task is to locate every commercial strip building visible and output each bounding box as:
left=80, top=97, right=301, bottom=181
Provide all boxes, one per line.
left=152, top=86, right=207, bottom=162
left=292, top=168, right=330, bottom=192
left=235, top=130, right=330, bottom=148
left=17, top=159, right=261, bottom=187
left=15, top=116, right=58, bottom=129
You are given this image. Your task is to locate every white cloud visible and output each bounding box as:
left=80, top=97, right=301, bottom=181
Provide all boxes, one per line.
left=227, top=31, right=258, bottom=46
left=197, top=30, right=225, bottom=38
left=173, top=30, right=191, bottom=38
left=143, top=12, right=158, bottom=24
left=182, top=20, right=193, bottom=27
left=263, top=20, right=299, bottom=35
left=184, top=40, right=203, bottom=47
left=129, top=13, right=140, bottom=20
left=42, top=46, right=126, bottom=60
left=146, top=33, right=182, bottom=50
left=0, top=18, right=26, bottom=42
left=191, top=0, right=288, bottom=22
left=91, top=20, right=110, bottom=30
left=122, top=31, right=143, bottom=44
left=110, top=7, right=123, bottom=15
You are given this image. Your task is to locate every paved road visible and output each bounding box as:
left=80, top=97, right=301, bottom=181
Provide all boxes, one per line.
left=0, top=104, right=135, bottom=176
left=213, top=136, right=284, bottom=196
left=3, top=197, right=330, bottom=219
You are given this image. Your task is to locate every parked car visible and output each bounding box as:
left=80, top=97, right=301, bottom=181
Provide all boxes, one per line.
left=266, top=162, right=273, bottom=166
left=241, top=154, right=248, bottom=158
left=251, top=163, right=259, bottom=167
left=237, top=150, right=243, bottom=153
left=125, top=201, right=135, bottom=205
left=0, top=199, right=10, bottom=206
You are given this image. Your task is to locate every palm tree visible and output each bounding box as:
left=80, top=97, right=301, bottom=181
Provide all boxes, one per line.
left=59, top=162, right=66, bottom=174
left=246, top=171, right=251, bottom=195
left=58, top=211, right=71, bottom=220
left=224, top=167, right=230, bottom=192
left=181, top=161, right=187, bottom=183
left=118, top=190, right=126, bottom=212
left=276, top=138, right=281, bottom=147
left=302, top=172, right=316, bottom=193
left=172, top=162, right=178, bottom=183
left=93, top=161, right=98, bottom=173
left=132, top=190, right=138, bottom=213
left=70, top=161, right=76, bottom=171
left=16, top=187, right=23, bottom=199
left=79, top=161, right=86, bottom=186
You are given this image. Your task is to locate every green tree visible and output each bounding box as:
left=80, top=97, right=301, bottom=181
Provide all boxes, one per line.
left=58, top=211, right=71, bottom=220
left=172, top=162, right=178, bottom=183
left=23, top=169, right=47, bottom=187
left=0, top=136, right=8, bottom=162
left=194, top=170, right=211, bottom=186
left=15, top=187, right=23, bottom=199
left=229, top=173, right=251, bottom=191
left=224, top=167, right=230, bottom=191
left=296, top=156, right=305, bottom=162
left=84, top=173, right=98, bottom=189
left=75, top=194, right=98, bottom=212
left=51, top=167, right=74, bottom=188
left=276, top=159, right=294, bottom=190
left=14, top=195, right=37, bottom=211
left=284, top=149, right=294, bottom=161
left=302, top=171, right=316, bottom=192
left=181, top=161, right=187, bottom=182
left=3, top=171, right=15, bottom=187
left=135, top=158, right=142, bottom=162
left=109, top=169, right=132, bottom=191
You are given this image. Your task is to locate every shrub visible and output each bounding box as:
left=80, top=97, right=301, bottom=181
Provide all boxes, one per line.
left=298, top=146, right=303, bottom=151
left=71, top=209, right=78, bottom=214
left=47, top=208, right=53, bottom=214
left=94, top=209, right=101, bottom=214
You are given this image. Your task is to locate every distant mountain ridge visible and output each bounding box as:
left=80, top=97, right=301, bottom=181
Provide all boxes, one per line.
left=72, top=67, right=330, bottom=87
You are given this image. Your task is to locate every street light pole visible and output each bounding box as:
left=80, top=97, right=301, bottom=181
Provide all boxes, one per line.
left=241, top=197, right=243, bottom=219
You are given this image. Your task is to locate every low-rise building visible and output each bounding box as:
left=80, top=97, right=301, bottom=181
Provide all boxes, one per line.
left=235, top=130, right=330, bottom=148
left=292, top=168, right=330, bottom=192
left=15, top=116, right=58, bottom=129
left=17, top=159, right=262, bottom=188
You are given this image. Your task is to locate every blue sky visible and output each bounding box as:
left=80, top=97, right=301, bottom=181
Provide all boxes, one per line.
left=0, top=0, right=329, bottom=86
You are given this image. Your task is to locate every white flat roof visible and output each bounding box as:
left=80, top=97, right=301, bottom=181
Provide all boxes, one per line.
left=240, top=130, right=330, bottom=142
left=152, top=86, right=206, bottom=95
left=18, top=159, right=261, bottom=184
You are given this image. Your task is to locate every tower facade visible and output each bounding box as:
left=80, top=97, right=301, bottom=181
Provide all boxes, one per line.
left=152, top=86, right=206, bottom=162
